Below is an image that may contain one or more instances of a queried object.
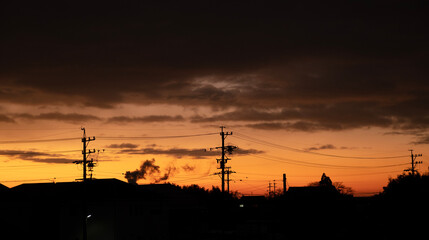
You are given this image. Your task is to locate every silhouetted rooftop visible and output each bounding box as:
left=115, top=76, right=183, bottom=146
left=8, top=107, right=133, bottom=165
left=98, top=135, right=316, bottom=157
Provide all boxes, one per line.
left=10, top=178, right=143, bottom=201
left=0, top=183, right=8, bottom=192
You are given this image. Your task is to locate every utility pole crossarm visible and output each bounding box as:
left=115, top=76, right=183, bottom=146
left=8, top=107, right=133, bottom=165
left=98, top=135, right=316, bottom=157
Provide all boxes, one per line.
left=405, top=150, right=423, bottom=176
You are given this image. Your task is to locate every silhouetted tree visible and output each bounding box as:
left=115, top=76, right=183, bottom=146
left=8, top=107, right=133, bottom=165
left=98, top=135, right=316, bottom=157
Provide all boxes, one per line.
left=382, top=172, right=429, bottom=199
left=333, top=182, right=354, bottom=196
left=376, top=172, right=429, bottom=239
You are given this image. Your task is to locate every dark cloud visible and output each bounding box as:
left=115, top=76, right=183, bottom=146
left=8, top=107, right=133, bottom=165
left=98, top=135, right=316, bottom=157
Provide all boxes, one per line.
left=0, top=115, right=15, bottom=123
left=233, top=148, right=265, bottom=155
left=384, top=130, right=429, bottom=145
left=1, top=1, right=428, bottom=132
left=121, top=147, right=263, bottom=159
left=182, top=164, right=196, bottom=172
left=105, top=143, right=139, bottom=149
left=106, top=115, right=184, bottom=123
left=0, top=150, right=52, bottom=159
left=25, top=157, right=78, bottom=164
left=0, top=150, right=77, bottom=164
left=304, top=144, right=339, bottom=151
left=121, top=147, right=217, bottom=159
left=14, top=112, right=101, bottom=123
left=411, top=135, right=429, bottom=145
left=197, top=100, right=429, bottom=132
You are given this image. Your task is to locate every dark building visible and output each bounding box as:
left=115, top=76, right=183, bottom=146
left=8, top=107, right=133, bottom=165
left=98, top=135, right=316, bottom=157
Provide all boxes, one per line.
left=0, top=179, right=209, bottom=240
left=0, top=178, right=371, bottom=240
left=0, top=183, right=8, bottom=193
left=287, top=185, right=340, bottom=199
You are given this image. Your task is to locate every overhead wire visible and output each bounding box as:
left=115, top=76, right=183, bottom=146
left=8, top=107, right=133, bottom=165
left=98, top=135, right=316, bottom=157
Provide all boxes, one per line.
left=97, top=132, right=218, bottom=140
left=0, top=137, right=80, bottom=144
left=0, top=178, right=53, bottom=183
left=233, top=132, right=409, bottom=160
left=0, top=175, right=81, bottom=183
left=0, top=165, right=69, bottom=170
left=235, top=169, right=404, bottom=180
left=0, top=132, right=218, bottom=145
left=251, top=154, right=409, bottom=169
left=172, top=174, right=215, bottom=183
left=45, top=149, right=81, bottom=153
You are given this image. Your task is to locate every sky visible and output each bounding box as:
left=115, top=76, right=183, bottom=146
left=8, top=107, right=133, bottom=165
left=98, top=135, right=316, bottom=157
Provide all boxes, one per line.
left=1, top=0, right=428, bottom=196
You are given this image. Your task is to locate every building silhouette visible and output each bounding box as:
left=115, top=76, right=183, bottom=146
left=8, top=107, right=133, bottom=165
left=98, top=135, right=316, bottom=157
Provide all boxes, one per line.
left=1, top=174, right=428, bottom=240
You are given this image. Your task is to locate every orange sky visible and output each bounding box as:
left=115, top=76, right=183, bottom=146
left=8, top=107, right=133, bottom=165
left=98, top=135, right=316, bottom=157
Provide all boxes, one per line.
left=0, top=114, right=426, bottom=196
left=1, top=2, right=428, bottom=197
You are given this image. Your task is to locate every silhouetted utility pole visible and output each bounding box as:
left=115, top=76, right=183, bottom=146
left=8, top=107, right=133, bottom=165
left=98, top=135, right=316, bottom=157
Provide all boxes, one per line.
left=73, top=128, right=96, bottom=240
left=74, top=128, right=96, bottom=181
left=283, top=173, right=287, bottom=194
left=216, top=126, right=234, bottom=193
left=273, top=179, right=276, bottom=194
left=405, top=150, right=423, bottom=176
left=268, top=182, right=272, bottom=195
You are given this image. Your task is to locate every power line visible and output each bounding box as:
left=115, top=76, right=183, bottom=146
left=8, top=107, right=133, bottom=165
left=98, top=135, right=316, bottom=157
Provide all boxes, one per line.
left=0, top=164, right=68, bottom=170
left=0, top=137, right=80, bottom=144
left=97, top=132, right=218, bottom=140
left=0, top=175, right=81, bottom=183
left=233, top=132, right=409, bottom=160
left=0, top=178, right=53, bottom=183
left=327, top=170, right=404, bottom=177
left=0, top=128, right=79, bottom=131
left=46, top=149, right=81, bottom=153
left=0, top=164, right=51, bottom=168
left=0, top=132, right=218, bottom=144
left=172, top=174, right=214, bottom=183
left=250, top=154, right=409, bottom=169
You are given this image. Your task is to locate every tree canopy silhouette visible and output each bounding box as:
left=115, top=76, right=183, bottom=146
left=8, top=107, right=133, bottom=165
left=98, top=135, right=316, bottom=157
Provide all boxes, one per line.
left=382, top=172, right=429, bottom=200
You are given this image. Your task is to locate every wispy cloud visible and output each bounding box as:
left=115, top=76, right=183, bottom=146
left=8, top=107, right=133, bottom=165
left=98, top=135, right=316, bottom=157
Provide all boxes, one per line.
left=411, top=135, right=429, bottom=145
left=105, top=143, right=139, bottom=149
left=106, top=115, right=185, bottom=123
left=182, top=164, right=196, bottom=172
left=121, top=147, right=217, bottom=159
left=0, top=114, right=15, bottom=123
left=14, top=112, right=101, bottom=123
left=303, top=144, right=348, bottom=152
left=120, top=147, right=264, bottom=159
left=0, top=150, right=78, bottom=164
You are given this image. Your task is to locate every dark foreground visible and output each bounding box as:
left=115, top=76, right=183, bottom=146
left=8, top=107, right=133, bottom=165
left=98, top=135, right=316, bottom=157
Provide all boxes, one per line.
left=0, top=176, right=427, bottom=240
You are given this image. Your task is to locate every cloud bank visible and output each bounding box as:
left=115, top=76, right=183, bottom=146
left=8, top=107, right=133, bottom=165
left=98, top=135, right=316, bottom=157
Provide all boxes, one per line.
left=1, top=1, right=428, bottom=138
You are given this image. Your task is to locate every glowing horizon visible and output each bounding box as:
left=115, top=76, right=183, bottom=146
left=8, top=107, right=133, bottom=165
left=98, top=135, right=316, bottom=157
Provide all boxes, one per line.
left=0, top=121, right=425, bottom=197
